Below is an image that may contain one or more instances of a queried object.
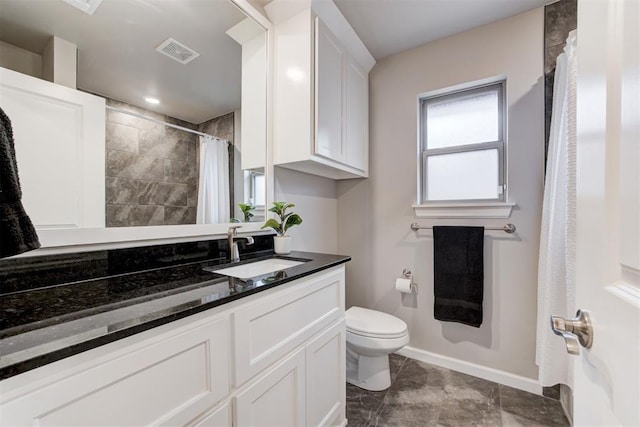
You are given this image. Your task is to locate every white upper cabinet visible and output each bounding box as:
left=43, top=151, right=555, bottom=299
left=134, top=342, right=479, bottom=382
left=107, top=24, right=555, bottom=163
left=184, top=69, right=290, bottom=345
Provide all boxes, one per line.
left=315, top=19, right=344, bottom=163
left=344, top=57, right=368, bottom=171
left=267, top=0, right=375, bottom=180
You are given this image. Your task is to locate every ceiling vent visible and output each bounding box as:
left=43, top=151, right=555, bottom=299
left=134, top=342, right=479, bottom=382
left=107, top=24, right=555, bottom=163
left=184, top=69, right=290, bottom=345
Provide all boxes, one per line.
left=155, top=38, right=200, bottom=64
left=63, top=0, right=104, bottom=15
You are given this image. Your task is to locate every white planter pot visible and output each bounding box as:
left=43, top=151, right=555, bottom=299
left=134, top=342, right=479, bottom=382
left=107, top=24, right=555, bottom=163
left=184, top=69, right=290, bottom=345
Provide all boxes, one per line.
left=274, top=236, right=292, bottom=255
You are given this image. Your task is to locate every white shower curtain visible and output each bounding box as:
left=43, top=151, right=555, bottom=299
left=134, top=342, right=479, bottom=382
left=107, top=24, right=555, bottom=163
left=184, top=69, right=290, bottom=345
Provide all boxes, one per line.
left=196, top=135, right=230, bottom=224
left=535, top=30, right=577, bottom=388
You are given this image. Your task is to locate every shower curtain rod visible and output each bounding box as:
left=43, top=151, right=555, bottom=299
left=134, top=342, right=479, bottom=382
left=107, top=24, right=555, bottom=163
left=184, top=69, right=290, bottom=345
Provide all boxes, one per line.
left=105, top=105, right=226, bottom=141
left=410, top=222, right=516, bottom=234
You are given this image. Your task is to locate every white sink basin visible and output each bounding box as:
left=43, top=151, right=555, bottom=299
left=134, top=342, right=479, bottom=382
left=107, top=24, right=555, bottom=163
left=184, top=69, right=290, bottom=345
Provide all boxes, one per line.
left=212, top=258, right=306, bottom=280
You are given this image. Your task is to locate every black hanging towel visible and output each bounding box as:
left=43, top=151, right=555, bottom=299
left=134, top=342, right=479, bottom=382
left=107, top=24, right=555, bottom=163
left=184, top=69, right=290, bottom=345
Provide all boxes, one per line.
left=433, top=226, right=484, bottom=327
left=0, top=106, right=41, bottom=258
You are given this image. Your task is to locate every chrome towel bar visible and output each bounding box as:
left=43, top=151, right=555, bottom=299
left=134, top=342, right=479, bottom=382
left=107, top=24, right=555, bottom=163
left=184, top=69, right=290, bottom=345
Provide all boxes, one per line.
left=410, top=223, right=516, bottom=234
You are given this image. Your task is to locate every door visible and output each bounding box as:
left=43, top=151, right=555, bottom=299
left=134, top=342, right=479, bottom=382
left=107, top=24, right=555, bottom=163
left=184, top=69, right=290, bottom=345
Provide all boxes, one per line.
left=306, top=319, right=346, bottom=427
left=344, top=58, right=368, bottom=173
left=573, top=0, right=640, bottom=425
left=315, top=18, right=344, bottom=163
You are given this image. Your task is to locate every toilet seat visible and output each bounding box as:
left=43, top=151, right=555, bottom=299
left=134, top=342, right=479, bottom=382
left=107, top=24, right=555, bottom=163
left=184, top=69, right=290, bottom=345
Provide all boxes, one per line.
left=346, top=307, right=408, bottom=339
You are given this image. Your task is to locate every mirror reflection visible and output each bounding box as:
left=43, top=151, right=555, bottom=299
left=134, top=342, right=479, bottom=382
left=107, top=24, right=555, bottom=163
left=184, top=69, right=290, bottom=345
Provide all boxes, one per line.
left=0, top=0, right=266, bottom=228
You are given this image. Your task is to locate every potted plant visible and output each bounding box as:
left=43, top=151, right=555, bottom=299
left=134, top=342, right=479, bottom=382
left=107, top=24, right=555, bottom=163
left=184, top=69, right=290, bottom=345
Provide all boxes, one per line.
left=230, top=203, right=256, bottom=223
left=261, top=201, right=303, bottom=254
left=239, top=203, right=255, bottom=222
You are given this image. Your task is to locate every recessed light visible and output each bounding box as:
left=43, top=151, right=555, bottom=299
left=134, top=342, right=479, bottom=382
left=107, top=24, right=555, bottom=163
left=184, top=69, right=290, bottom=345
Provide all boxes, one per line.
left=144, top=97, right=160, bottom=104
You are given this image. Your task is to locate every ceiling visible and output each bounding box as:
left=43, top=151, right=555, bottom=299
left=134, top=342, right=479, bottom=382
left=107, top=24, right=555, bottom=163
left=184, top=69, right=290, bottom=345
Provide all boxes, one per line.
left=0, top=0, right=552, bottom=122
left=0, top=0, right=259, bottom=124
left=333, top=0, right=552, bottom=59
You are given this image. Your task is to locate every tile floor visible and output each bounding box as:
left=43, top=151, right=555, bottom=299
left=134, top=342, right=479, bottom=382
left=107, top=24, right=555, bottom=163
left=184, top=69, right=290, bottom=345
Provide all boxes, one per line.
left=346, top=355, right=570, bottom=427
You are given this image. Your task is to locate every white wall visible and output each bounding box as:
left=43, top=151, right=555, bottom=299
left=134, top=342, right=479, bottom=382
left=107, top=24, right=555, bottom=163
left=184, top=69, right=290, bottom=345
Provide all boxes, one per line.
left=0, top=41, right=42, bottom=78
left=337, top=9, right=544, bottom=380
left=275, top=167, right=338, bottom=253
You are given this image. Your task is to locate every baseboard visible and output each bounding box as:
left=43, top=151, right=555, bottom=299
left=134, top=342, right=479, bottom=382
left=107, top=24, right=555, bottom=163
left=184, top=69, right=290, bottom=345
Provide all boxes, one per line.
left=396, top=346, right=542, bottom=395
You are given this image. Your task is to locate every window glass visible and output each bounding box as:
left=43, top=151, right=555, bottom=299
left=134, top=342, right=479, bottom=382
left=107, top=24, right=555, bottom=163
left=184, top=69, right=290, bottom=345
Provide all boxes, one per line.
left=419, top=80, right=505, bottom=204
left=426, top=149, right=500, bottom=201
left=426, top=90, right=499, bottom=149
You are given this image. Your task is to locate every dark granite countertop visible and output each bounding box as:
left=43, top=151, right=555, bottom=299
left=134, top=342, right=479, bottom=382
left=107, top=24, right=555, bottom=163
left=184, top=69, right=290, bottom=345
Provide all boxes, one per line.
left=0, top=251, right=350, bottom=380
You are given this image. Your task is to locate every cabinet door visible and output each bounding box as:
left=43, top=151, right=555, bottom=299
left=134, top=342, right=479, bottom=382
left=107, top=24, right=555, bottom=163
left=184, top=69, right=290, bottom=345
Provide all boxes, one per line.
left=315, top=18, right=344, bottom=163
left=344, top=58, right=368, bottom=173
left=233, top=267, right=344, bottom=386
left=306, top=319, right=346, bottom=427
left=0, top=315, right=230, bottom=427
left=0, top=67, right=105, bottom=229
left=235, top=347, right=306, bottom=427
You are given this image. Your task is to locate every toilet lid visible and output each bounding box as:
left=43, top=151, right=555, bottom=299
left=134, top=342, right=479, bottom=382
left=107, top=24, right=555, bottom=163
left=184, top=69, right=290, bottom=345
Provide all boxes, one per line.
left=346, top=307, right=408, bottom=339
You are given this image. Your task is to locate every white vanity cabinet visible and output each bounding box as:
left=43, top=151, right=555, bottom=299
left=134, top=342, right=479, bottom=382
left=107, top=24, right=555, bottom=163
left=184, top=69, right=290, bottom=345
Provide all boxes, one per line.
left=0, top=314, right=231, bottom=426
left=267, top=1, right=375, bottom=180
left=0, top=265, right=347, bottom=427
left=232, top=267, right=346, bottom=426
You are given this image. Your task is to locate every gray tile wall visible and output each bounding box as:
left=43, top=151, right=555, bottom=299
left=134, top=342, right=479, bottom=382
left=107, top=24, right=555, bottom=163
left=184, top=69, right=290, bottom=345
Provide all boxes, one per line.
left=544, top=0, right=577, bottom=162
left=104, top=100, right=236, bottom=227
left=105, top=99, right=199, bottom=227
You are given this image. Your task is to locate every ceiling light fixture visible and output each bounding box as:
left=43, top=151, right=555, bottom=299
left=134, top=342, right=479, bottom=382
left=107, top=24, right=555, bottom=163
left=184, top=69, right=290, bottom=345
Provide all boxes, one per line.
left=144, top=97, right=160, bottom=105
left=63, top=0, right=104, bottom=15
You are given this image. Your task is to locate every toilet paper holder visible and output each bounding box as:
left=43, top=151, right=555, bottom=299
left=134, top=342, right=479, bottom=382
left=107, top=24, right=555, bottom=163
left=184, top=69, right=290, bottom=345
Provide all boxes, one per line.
left=401, top=268, right=417, bottom=293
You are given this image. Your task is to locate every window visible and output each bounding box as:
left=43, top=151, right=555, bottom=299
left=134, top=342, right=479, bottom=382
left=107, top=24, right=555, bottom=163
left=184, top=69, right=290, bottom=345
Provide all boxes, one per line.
left=247, top=171, right=265, bottom=207
left=419, top=80, right=506, bottom=204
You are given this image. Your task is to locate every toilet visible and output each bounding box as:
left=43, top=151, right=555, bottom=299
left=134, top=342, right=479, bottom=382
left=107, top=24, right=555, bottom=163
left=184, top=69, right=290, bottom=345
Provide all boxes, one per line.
left=345, top=306, right=410, bottom=391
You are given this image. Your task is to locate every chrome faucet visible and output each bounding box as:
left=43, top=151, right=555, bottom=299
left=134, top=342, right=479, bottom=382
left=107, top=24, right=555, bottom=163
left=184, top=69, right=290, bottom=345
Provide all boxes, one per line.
left=227, top=225, right=254, bottom=262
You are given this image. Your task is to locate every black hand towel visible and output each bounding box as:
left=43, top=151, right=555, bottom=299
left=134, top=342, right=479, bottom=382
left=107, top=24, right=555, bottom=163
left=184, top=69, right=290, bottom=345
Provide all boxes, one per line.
left=0, top=106, right=41, bottom=258
left=433, top=226, right=484, bottom=327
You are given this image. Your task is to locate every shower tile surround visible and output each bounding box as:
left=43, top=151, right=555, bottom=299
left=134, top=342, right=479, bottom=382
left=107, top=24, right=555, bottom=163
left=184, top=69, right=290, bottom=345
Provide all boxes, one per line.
left=104, top=99, right=235, bottom=227
left=347, top=354, right=570, bottom=427
left=544, top=0, right=577, bottom=160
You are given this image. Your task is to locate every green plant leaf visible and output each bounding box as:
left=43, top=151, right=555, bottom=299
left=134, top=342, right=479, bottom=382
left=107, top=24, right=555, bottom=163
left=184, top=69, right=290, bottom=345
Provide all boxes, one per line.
left=264, top=201, right=302, bottom=236
left=282, top=213, right=302, bottom=235
left=261, top=218, right=283, bottom=235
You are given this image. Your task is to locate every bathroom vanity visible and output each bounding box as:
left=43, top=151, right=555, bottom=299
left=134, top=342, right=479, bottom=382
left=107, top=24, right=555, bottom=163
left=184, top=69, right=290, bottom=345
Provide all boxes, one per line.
left=0, top=239, right=350, bottom=426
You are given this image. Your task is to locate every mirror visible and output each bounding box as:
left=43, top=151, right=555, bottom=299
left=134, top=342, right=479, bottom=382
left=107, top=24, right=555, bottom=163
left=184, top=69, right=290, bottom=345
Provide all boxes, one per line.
left=0, top=0, right=267, bottom=232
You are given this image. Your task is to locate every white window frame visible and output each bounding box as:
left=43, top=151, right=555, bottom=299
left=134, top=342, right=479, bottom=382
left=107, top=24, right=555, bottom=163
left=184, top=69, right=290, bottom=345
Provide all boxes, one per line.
left=414, top=78, right=515, bottom=219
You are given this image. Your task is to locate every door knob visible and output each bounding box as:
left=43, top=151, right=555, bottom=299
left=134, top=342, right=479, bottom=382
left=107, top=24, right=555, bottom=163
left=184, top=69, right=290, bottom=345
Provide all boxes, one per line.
left=550, top=309, right=593, bottom=355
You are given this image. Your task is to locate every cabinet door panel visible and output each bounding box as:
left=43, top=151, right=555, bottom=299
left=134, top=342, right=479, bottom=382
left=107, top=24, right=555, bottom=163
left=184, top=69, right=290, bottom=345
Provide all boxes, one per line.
left=344, top=59, right=368, bottom=172
left=189, top=402, right=231, bottom=427
left=233, top=268, right=344, bottom=386
left=306, top=319, right=346, bottom=427
left=1, top=316, right=229, bottom=427
left=315, top=18, right=344, bottom=162
left=0, top=67, right=105, bottom=229
left=235, top=347, right=306, bottom=427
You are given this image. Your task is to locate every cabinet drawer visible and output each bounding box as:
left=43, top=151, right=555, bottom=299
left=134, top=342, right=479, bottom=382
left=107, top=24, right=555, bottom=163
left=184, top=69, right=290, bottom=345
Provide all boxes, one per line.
left=233, top=267, right=345, bottom=386
left=1, top=315, right=230, bottom=427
